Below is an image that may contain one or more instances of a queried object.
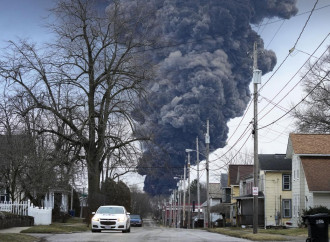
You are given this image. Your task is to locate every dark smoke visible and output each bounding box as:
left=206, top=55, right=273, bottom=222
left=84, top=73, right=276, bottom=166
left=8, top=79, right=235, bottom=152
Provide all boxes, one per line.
left=131, top=0, right=298, bottom=195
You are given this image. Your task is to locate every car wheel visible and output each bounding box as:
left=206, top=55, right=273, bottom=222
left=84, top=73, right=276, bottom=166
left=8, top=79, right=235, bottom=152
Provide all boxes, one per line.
left=127, top=226, right=131, bottom=233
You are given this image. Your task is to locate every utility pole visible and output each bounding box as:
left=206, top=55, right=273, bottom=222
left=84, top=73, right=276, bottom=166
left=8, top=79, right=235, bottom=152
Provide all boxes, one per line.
left=205, top=119, right=210, bottom=228
left=252, top=41, right=261, bottom=234
left=173, top=189, right=176, bottom=227
left=183, top=165, right=186, bottom=228
left=196, top=137, right=200, bottom=220
left=179, top=176, right=182, bottom=227
left=187, top=151, right=191, bottom=229
left=170, top=195, right=172, bottom=227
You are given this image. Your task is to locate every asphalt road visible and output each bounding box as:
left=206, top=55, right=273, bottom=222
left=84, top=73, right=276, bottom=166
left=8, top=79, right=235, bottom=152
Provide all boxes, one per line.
left=32, top=219, right=251, bottom=242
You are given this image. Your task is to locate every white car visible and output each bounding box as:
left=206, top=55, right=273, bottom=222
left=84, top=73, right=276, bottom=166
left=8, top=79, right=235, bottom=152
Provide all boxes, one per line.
left=91, top=205, right=131, bottom=233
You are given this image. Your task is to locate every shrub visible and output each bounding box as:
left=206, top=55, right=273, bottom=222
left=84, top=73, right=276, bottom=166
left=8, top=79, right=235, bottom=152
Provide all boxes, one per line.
left=303, top=206, right=330, bottom=216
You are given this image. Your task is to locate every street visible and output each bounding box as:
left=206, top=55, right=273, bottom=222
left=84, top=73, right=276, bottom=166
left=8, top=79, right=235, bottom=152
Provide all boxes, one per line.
left=32, top=219, right=250, bottom=242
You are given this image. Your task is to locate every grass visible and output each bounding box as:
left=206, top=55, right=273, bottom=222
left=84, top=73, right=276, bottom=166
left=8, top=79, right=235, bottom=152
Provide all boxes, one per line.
left=208, top=227, right=310, bottom=241
left=20, top=222, right=89, bottom=234
left=258, top=227, right=308, bottom=237
left=0, top=233, right=38, bottom=242
left=0, top=217, right=89, bottom=241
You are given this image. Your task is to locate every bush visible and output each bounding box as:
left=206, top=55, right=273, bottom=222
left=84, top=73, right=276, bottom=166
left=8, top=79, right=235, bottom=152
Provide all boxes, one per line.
left=303, top=206, right=330, bottom=216
left=301, top=205, right=330, bottom=227
left=0, top=211, right=34, bottom=229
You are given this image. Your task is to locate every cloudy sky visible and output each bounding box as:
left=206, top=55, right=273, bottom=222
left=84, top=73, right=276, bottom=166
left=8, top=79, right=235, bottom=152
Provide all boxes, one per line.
left=1, top=0, right=329, bottom=187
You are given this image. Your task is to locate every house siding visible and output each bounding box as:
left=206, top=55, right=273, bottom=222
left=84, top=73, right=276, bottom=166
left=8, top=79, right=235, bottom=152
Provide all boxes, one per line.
left=292, top=154, right=330, bottom=227
left=313, top=193, right=330, bottom=209
left=292, top=155, right=301, bottom=227
left=263, top=171, right=292, bottom=226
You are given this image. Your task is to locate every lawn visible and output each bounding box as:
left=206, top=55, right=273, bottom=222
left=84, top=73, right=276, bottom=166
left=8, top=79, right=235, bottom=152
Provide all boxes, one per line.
left=208, top=227, right=310, bottom=241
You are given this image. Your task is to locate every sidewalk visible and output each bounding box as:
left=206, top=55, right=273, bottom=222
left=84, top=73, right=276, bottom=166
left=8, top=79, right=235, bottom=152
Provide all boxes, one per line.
left=0, top=226, right=31, bottom=233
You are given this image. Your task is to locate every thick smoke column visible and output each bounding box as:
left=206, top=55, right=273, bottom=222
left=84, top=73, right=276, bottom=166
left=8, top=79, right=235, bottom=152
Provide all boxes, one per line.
left=133, top=0, right=298, bottom=195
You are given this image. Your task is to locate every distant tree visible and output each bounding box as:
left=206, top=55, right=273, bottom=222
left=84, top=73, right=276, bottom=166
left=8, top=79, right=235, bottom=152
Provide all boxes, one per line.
left=101, top=178, right=131, bottom=211
left=291, top=48, right=330, bottom=133
left=0, top=93, right=79, bottom=205
left=189, top=179, right=207, bottom=205
left=130, top=185, right=151, bottom=217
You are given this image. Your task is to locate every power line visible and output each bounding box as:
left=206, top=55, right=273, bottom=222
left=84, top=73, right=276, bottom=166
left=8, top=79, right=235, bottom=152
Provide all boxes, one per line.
left=258, top=33, right=330, bottom=122
left=258, top=43, right=330, bottom=125
left=253, top=2, right=329, bottom=27
left=259, top=70, right=330, bottom=131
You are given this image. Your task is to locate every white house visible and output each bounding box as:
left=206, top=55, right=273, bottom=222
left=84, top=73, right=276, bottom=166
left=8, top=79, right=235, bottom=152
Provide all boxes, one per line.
left=286, top=133, right=330, bottom=227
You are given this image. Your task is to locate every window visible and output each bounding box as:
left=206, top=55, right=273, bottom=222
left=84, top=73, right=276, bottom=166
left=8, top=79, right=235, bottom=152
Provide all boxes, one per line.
left=282, top=199, right=292, bottom=218
left=283, top=174, right=291, bottom=190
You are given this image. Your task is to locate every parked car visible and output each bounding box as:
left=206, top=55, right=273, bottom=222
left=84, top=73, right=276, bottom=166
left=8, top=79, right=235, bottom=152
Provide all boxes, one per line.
left=91, top=205, right=130, bottom=233
left=130, top=214, right=143, bottom=227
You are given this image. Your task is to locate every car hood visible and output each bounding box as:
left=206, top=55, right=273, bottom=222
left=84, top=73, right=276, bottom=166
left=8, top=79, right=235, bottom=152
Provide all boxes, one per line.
left=93, top=214, right=127, bottom=220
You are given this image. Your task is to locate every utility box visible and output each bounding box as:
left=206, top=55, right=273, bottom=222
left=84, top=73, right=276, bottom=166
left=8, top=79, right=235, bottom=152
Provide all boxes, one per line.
left=252, top=69, right=262, bottom=84
left=302, top=213, right=329, bottom=242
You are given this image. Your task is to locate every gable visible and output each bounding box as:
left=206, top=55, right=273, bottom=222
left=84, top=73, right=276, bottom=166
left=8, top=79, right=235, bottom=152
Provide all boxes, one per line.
left=301, top=157, right=330, bottom=192
left=228, top=165, right=253, bottom=186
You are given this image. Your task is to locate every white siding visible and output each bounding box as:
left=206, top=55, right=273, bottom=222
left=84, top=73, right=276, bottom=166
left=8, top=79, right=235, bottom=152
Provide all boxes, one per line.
left=313, top=193, right=330, bottom=209
left=291, top=155, right=300, bottom=227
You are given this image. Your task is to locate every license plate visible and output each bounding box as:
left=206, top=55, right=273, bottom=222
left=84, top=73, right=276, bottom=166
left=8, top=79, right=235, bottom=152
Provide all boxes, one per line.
left=105, top=225, right=111, bottom=229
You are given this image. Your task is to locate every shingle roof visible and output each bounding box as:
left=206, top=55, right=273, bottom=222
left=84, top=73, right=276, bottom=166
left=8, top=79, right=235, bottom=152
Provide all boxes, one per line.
left=289, top=133, right=330, bottom=154
left=301, top=157, right=330, bottom=191
left=228, top=165, right=253, bottom=186
left=259, top=154, right=291, bottom=171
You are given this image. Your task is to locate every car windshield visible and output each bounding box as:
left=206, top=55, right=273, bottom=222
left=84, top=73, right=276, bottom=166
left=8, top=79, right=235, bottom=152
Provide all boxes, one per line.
left=130, top=215, right=141, bottom=219
left=97, top=206, right=125, bottom=214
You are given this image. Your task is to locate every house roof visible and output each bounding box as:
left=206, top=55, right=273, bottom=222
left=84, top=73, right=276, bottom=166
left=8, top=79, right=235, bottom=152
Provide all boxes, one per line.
left=288, top=133, right=330, bottom=155
left=301, top=157, right=330, bottom=192
left=259, top=154, right=291, bottom=171
left=228, top=165, right=253, bottom=186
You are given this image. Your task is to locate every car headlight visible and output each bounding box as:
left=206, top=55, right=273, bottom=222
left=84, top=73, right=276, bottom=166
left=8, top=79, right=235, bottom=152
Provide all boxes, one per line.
left=118, top=216, right=126, bottom=222
left=92, top=217, right=99, bottom=222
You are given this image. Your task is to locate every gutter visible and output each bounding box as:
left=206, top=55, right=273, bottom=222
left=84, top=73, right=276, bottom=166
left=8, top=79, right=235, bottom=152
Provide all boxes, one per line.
left=296, top=154, right=330, bottom=157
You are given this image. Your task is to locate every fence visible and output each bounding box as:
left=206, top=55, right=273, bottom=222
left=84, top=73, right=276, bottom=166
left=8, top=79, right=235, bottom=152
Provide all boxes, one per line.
left=0, top=200, right=52, bottom=225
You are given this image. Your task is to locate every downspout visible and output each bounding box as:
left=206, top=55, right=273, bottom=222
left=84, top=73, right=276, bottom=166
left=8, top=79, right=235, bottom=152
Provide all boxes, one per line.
left=280, top=195, right=282, bottom=225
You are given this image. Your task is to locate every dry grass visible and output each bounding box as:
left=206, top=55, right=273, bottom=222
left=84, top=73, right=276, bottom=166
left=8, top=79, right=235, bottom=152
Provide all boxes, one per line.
left=208, top=227, right=309, bottom=241
left=0, top=233, right=38, bottom=242
left=21, top=222, right=89, bottom=234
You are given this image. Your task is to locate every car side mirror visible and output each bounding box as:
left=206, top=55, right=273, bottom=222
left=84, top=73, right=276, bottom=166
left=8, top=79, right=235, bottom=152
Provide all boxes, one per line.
left=92, top=212, right=96, bottom=215
left=127, top=212, right=130, bottom=215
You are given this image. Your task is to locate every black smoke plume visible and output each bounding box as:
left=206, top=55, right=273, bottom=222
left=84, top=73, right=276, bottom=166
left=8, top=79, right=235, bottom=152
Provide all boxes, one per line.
left=131, top=0, right=298, bottom=195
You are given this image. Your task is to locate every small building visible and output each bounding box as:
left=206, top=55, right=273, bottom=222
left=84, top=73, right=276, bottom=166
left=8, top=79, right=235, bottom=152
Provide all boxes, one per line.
left=287, top=133, right=330, bottom=227
left=227, top=164, right=253, bottom=225
left=201, top=183, right=222, bottom=227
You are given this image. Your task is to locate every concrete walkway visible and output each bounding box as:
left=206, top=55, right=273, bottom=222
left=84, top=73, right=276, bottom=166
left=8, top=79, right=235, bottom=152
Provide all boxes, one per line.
left=0, top=226, right=31, bottom=233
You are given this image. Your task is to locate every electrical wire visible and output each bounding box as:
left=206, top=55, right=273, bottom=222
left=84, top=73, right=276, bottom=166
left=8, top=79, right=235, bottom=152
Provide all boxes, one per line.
left=259, top=0, right=319, bottom=93
left=258, top=70, right=330, bottom=131
left=258, top=43, right=330, bottom=124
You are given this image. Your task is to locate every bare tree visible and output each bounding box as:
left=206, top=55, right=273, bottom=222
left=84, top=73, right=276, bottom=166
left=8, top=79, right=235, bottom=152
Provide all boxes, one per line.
left=0, top=0, right=156, bottom=211
left=211, top=148, right=253, bottom=178
left=291, top=48, right=330, bottom=133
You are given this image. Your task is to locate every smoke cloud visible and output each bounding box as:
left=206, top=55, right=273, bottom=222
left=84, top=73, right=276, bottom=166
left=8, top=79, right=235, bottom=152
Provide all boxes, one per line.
left=131, top=0, right=298, bottom=195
